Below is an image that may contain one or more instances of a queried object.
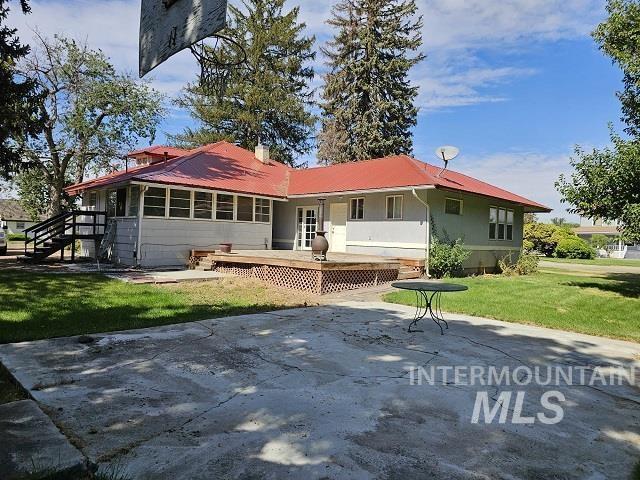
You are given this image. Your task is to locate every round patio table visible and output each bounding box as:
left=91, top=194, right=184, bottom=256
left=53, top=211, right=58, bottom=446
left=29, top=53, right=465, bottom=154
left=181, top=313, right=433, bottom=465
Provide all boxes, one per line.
left=391, top=281, right=468, bottom=335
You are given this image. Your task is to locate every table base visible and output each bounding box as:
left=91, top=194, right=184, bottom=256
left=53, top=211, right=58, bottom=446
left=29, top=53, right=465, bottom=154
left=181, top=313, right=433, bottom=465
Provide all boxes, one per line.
left=409, top=290, right=449, bottom=335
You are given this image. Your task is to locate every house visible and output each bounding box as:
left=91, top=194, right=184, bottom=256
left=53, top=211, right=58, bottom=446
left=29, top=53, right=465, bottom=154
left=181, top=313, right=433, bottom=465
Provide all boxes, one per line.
left=0, top=199, right=43, bottom=235
left=575, top=216, right=639, bottom=259
left=64, top=142, right=550, bottom=271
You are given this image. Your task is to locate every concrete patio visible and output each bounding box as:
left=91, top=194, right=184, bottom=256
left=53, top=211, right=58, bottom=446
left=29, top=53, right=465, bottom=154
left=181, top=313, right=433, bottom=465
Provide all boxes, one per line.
left=1, top=302, right=639, bottom=479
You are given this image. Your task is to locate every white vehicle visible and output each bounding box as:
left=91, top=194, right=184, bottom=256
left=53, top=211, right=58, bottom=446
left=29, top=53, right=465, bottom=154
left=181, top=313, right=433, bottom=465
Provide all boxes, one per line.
left=0, top=226, right=7, bottom=256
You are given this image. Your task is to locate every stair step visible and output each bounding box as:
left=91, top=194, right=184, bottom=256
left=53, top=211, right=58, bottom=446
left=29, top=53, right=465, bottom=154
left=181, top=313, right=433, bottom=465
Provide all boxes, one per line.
left=397, top=271, right=422, bottom=280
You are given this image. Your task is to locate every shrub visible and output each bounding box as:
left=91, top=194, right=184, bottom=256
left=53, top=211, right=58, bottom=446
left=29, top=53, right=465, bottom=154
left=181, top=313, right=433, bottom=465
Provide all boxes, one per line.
left=524, top=222, right=578, bottom=256
left=429, top=237, right=471, bottom=278
left=499, top=251, right=539, bottom=276
left=589, top=234, right=614, bottom=249
left=554, top=238, right=595, bottom=259
left=7, top=233, right=27, bottom=242
left=522, top=239, right=535, bottom=252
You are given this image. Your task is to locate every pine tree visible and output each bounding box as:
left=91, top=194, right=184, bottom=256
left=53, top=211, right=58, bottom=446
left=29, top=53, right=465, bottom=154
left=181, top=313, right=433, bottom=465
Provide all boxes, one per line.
left=319, top=0, right=424, bottom=164
left=176, top=0, right=316, bottom=166
left=0, top=0, right=42, bottom=179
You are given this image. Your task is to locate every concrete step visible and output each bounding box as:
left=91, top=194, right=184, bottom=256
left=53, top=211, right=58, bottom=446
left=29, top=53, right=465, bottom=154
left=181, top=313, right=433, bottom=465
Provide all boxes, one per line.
left=0, top=400, right=90, bottom=479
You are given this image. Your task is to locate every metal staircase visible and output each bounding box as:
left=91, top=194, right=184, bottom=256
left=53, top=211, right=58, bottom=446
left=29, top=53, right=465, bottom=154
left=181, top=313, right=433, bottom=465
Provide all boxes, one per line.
left=21, top=210, right=108, bottom=263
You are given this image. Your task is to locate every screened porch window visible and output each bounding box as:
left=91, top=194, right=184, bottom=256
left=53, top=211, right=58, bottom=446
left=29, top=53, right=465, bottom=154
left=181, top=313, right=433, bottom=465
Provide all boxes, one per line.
left=143, top=187, right=167, bottom=217
left=237, top=196, right=254, bottom=222
left=194, top=191, right=213, bottom=219
left=216, top=194, right=234, bottom=220
left=169, top=189, right=191, bottom=218
left=255, top=198, right=271, bottom=223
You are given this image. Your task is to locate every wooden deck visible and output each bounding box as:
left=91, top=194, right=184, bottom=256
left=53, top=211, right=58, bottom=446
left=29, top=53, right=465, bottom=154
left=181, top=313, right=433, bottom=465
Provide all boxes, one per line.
left=195, top=250, right=424, bottom=295
left=206, top=250, right=401, bottom=271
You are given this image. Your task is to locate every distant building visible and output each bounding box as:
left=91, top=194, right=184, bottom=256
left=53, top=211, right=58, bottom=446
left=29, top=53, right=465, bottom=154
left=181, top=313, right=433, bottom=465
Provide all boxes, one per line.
left=0, top=199, right=43, bottom=235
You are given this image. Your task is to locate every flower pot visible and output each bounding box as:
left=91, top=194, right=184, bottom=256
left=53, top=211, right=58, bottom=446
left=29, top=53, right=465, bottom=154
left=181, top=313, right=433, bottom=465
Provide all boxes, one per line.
left=220, top=243, right=232, bottom=254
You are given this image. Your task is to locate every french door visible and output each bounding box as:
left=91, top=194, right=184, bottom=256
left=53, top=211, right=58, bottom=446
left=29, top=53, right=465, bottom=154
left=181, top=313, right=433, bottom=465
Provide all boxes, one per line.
left=296, top=207, right=316, bottom=250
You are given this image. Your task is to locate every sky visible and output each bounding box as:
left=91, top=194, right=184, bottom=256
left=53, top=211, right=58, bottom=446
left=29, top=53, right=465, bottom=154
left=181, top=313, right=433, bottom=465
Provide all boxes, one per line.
left=6, top=0, right=626, bottom=221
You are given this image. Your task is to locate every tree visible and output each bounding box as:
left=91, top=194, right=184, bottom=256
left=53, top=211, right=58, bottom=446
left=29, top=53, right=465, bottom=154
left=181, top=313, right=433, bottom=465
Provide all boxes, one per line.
left=318, top=0, right=424, bottom=164
left=176, top=0, right=316, bottom=166
left=557, top=135, right=640, bottom=240
left=0, top=0, right=42, bottom=179
left=15, top=168, right=52, bottom=220
left=524, top=222, right=578, bottom=257
left=19, top=35, right=165, bottom=214
left=593, top=0, right=640, bottom=137
left=557, top=0, right=640, bottom=241
left=524, top=213, right=538, bottom=224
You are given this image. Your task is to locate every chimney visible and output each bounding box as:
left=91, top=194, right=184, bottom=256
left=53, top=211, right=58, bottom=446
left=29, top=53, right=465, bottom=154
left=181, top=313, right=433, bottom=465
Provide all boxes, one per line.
left=255, top=143, right=270, bottom=164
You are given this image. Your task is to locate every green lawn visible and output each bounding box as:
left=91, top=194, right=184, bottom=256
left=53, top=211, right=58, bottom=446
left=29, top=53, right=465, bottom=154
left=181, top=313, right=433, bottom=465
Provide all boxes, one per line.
left=0, top=270, right=315, bottom=344
left=384, top=271, right=640, bottom=342
left=541, top=257, right=640, bottom=267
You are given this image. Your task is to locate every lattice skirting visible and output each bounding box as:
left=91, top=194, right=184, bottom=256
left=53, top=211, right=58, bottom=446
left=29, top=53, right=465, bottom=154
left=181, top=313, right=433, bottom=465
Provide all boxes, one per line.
left=214, top=262, right=399, bottom=295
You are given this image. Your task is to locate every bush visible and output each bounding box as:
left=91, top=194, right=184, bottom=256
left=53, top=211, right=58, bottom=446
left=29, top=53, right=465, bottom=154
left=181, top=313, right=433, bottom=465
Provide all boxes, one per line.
left=522, top=239, right=535, bottom=252
left=499, top=251, right=539, bottom=276
left=524, top=222, right=578, bottom=256
left=429, top=237, right=471, bottom=278
left=554, top=238, right=596, bottom=259
left=589, top=234, right=614, bottom=249
left=7, top=233, right=27, bottom=242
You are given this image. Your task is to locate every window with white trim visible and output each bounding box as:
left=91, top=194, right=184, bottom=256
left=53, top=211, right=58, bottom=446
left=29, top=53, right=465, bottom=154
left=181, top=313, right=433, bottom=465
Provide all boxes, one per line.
left=194, top=191, right=213, bottom=219
left=350, top=197, right=364, bottom=220
left=386, top=195, right=403, bottom=220
left=489, top=207, right=514, bottom=240
left=445, top=198, right=463, bottom=215
left=506, top=209, right=514, bottom=241
left=169, top=189, right=191, bottom=218
left=237, top=196, right=254, bottom=222
left=255, top=198, right=271, bottom=223
left=216, top=194, right=234, bottom=220
left=144, top=187, right=167, bottom=217
left=489, top=207, right=498, bottom=240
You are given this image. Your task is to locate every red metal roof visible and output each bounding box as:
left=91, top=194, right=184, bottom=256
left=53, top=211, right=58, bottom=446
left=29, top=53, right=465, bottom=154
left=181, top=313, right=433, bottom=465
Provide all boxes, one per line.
left=127, top=145, right=193, bottom=159
left=288, top=155, right=551, bottom=212
left=65, top=144, right=550, bottom=211
left=65, top=142, right=290, bottom=198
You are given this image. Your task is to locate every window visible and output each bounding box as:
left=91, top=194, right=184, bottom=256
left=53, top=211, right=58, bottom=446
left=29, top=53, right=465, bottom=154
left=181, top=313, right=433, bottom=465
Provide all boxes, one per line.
left=445, top=198, right=463, bottom=215
left=350, top=197, right=364, bottom=220
left=106, top=190, right=117, bottom=217
left=255, top=198, right=271, bottom=223
left=386, top=195, right=403, bottom=220
left=507, top=210, right=514, bottom=241
left=194, top=192, right=213, bottom=219
left=216, top=194, right=234, bottom=220
left=489, top=207, right=497, bottom=240
left=169, top=189, right=191, bottom=218
left=16, top=222, right=25, bottom=230
left=498, top=208, right=506, bottom=240
left=237, top=196, right=254, bottom=222
left=144, top=187, right=167, bottom=217
left=87, top=192, right=97, bottom=208
left=128, top=186, right=140, bottom=217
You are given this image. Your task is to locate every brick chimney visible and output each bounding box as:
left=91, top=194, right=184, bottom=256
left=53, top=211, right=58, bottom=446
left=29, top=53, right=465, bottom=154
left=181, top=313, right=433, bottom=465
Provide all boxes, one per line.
left=255, top=143, right=270, bottom=164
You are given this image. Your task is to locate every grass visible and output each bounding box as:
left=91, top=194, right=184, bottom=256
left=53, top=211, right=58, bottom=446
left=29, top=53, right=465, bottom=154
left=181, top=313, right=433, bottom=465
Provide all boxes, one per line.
left=0, top=270, right=316, bottom=344
left=541, top=257, right=640, bottom=267
left=384, top=270, right=640, bottom=342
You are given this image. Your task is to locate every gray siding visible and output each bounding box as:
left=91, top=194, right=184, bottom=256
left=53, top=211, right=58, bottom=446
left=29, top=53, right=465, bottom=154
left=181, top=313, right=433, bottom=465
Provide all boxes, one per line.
left=139, top=218, right=272, bottom=267
left=274, top=188, right=525, bottom=271
left=273, top=191, right=429, bottom=259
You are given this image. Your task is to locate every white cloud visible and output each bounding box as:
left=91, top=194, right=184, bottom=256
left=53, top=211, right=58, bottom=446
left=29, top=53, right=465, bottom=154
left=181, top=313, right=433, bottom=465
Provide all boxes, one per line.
left=450, top=151, right=579, bottom=221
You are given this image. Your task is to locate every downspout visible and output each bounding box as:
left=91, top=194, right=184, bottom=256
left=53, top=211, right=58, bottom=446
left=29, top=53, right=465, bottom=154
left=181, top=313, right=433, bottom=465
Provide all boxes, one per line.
left=136, top=185, right=147, bottom=267
left=412, top=188, right=430, bottom=277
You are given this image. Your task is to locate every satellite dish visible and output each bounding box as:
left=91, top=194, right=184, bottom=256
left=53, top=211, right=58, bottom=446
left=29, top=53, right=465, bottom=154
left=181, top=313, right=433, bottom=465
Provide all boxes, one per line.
left=435, top=146, right=459, bottom=177
left=435, top=146, right=460, bottom=162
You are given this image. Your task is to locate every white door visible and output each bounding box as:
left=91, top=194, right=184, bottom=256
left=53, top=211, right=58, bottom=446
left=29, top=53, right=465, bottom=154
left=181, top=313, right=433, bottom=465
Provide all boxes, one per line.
left=329, top=203, right=347, bottom=252
left=296, top=207, right=317, bottom=250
